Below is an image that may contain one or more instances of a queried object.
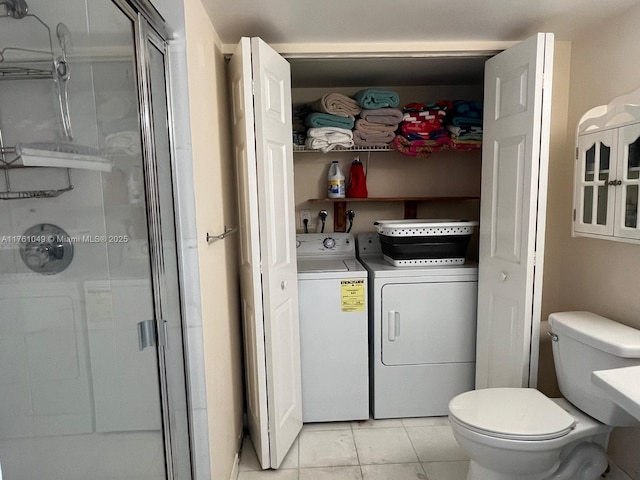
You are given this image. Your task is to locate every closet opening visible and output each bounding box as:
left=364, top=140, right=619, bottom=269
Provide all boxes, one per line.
left=287, top=53, right=493, bottom=256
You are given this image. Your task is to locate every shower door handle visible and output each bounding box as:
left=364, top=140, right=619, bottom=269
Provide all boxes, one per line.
left=137, top=319, right=168, bottom=351
left=138, top=320, right=157, bottom=351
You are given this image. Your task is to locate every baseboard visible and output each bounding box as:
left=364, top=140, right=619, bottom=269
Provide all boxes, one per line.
left=605, top=460, right=633, bottom=480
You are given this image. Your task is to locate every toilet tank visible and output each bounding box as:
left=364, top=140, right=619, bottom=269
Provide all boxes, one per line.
left=549, top=311, right=640, bottom=426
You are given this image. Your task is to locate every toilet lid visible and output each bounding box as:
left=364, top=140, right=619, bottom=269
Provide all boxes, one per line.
left=449, top=388, right=575, bottom=441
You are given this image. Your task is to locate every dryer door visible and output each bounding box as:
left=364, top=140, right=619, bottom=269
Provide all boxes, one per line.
left=381, top=281, right=477, bottom=366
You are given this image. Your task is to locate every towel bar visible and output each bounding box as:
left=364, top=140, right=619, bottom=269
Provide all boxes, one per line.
left=206, top=226, right=237, bottom=243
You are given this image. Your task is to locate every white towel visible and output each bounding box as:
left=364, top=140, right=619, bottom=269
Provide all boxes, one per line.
left=305, top=127, right=354, bottom=152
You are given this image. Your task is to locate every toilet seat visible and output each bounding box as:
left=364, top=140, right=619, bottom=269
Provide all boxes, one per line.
left=449, top=388, right=576, bottom=441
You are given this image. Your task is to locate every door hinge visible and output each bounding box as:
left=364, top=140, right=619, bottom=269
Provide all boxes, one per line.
left=573, top=208, right=576, bottom=221
left=575, top=147, right=578, bottom=160
left=251, top=80, right=255, bottom=96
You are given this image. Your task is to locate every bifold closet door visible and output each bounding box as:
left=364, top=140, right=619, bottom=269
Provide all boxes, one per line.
left=229, top=37, right=302, bottom=470
left=476, top=33, right=554, bottom=390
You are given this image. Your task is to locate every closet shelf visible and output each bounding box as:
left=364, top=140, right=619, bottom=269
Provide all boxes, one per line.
left=308, top=196, right=480, bottom=203
left=293, top=145, right=393, bottom=153
left=307, top=196, right=480, bottom=232
left=293, top=143, right=482, bottom=156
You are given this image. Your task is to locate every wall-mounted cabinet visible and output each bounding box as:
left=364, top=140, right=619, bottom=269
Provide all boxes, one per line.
left=574, top=91, right=640, bottom=243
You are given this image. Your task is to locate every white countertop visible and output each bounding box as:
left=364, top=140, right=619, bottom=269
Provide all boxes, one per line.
left=592, top=366, right=640, bottom=421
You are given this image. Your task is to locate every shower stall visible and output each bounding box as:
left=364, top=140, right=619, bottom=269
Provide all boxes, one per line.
left=0, top=0, right=192, bottom=478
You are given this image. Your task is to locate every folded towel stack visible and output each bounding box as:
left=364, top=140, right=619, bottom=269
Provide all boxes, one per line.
left=443, top=100, right=483, bottom=150
left=305, top=112, right=355, bottom=130
left=353, top=106, right=402, bottom=147
left=391, top=100, right=483, bottom=157
left=305, top=127, right=354, bottom=153
left=392, top=134, right=453, bottom=158
left=293, top=93, right=482, bottom=155
left=399, top=108, right=447, bottom=141
left=391, top=103, right=448, bottom=157
left=354, top=88, right=400, bottom=109
left=310, top=93, right=361, bottom=119
left=299, top=93, right=360, bottom=151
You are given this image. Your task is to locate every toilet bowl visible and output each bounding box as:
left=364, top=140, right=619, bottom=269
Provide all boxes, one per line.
left=448, top=311, right=640, bottom=480
left=449, top=389, right=610, bottom=480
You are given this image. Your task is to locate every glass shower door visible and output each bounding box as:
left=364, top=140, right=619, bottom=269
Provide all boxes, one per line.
left=0, top=1, right=189, bottom=479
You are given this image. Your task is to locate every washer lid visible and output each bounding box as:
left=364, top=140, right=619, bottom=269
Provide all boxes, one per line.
left=449, top=388, right=575, bottom=441
left=297, top=259, right=349, bottom=273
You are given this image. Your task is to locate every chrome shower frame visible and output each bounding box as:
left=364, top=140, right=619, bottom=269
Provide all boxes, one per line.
left=108, top=1, right=194, bottom=479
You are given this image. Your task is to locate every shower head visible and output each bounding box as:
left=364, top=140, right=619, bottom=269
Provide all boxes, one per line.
left=0, top=0, right=28, bottom=19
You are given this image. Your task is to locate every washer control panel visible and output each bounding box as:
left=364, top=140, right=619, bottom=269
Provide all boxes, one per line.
left=296, top=233, right=355, bottom=256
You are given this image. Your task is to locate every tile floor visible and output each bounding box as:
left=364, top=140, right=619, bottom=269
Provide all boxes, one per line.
left=237, top=417, right=469, bottom=480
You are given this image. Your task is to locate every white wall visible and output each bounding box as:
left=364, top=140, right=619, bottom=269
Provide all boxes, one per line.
left=151, top=0, right=246, bottom=478
left=179, top=1, right=245, bottom=479
left=546, top=4, right=640, bottom=478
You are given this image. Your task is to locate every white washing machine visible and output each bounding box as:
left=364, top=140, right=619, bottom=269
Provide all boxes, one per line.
left=296, top=233, right=369, bottom=422
left=357, top=232, right=478, bottom=419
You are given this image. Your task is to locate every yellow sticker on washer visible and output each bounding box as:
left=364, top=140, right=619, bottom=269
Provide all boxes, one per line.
left=341, top=279, right=366, bottom=312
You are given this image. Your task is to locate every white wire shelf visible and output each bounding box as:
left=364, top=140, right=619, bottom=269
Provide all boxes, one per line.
left=293, top=145, right=394, bottom=153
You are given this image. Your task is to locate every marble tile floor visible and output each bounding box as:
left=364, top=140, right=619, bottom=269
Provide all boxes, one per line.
left=237, top=416, right=469, bottom=480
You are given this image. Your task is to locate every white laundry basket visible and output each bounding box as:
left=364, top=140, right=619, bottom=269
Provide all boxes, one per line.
left=374, top=219, right=478, bottom=266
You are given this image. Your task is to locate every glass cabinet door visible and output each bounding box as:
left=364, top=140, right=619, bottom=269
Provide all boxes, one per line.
left=575, top=130, right=616, bottom=236
left=614, top=122, right=640, bottom=239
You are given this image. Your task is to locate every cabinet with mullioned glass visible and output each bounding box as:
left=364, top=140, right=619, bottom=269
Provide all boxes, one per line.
left=574, top=118, right=640, bottom=242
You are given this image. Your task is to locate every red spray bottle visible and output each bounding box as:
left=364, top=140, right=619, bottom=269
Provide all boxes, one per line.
left=347, top=156, right=368, bottom=198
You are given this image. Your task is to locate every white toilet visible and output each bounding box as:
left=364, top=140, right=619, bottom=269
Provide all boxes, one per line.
left=448, top=311, right=640, bottom=480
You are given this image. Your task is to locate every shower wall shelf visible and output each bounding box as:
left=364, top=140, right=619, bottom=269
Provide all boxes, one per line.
left=1, top=10, right=74, bottom=140
left=0, top=13, right=56, bottom=81
left=0, top=143, right=113, bottom=200
left=0, top=7, right=104, bottom=199
left=0, top=167, right=74, bottom=200
left=0, top=146, right=73, bottom=199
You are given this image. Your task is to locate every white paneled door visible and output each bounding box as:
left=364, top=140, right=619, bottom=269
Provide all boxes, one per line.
left=229, top=37, right=302, bottom=469
left=476, top=33, right=554, bottom=389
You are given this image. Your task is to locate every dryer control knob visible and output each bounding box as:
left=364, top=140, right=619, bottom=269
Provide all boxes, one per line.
left=323, top=237, right=336, bottom=249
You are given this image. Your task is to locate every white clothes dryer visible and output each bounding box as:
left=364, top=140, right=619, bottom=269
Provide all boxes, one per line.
left=297, top=233, right=369, bottom=422
left=357, top=233, right=478, bottom=419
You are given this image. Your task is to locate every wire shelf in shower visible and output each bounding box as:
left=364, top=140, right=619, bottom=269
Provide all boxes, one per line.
left=0, top=5, right=104, bottom=199
left=1, top=11, right=74, bottom=140
left=0, top=143, right=112, bottom=200
left=0, top=153, right=74, bottom=200
left=0, top=12, right=56, bottom=80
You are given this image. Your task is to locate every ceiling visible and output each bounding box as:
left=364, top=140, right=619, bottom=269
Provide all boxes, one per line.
left=5, top=1, right=637, bottom=89
left=202, top=0, right=637, bottom=46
